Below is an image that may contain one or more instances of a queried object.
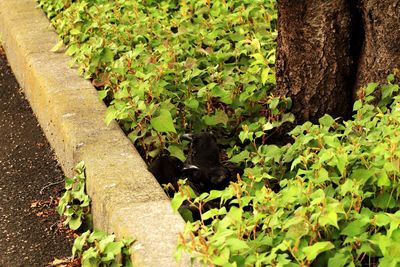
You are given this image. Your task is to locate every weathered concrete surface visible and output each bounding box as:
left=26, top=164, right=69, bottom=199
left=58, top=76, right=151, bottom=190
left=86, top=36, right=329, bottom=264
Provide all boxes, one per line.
left=0, top=0, right=188, bottom=266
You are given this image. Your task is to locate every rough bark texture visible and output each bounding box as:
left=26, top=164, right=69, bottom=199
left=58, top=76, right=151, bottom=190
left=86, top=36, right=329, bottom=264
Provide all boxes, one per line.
left=354, top=0, right=400, bottom=91
left=276, top=0, right=354, bottom=124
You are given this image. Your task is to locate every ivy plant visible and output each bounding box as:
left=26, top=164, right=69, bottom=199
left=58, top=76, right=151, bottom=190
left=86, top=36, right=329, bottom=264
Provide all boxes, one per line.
left=72, top=230, right=134, bottom=267
left=56, top=161, right=134, bottom=266
left=37, top=0, right=291, bottom=160
left=57, top=161, right=91, bottom=230
left=172, top=74, right=400, bottom=266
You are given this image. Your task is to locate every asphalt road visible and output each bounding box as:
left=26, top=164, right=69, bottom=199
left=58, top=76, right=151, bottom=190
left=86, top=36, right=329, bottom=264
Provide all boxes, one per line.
left=0, top=47, right=73, bottom=266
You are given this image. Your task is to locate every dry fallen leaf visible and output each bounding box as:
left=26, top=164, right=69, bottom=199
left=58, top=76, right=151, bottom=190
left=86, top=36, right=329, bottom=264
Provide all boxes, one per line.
left=30, top=201, right=39, bottom=208
left=48, top=257, right=69, bottom=266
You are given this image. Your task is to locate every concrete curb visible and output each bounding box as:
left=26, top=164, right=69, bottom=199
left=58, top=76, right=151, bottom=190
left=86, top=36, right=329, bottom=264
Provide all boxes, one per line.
left=0, top=1, right=188, bottom=266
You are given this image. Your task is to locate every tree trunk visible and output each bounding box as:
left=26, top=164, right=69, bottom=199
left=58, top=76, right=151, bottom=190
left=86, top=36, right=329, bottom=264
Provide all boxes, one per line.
left=354, top=0, right=400, bottom=92
left=276, top=0, right=354, bottom=124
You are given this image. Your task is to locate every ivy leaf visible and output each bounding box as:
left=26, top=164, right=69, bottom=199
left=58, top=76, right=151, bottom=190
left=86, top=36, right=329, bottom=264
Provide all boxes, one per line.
left=100, top=48, right=114, bottom=63
left=319, top=114, right=335, bottom=128
left=72, top=230, right=91, bottom=258
left=211, top=247, right=230, bottom=266
left=184, top=98, right=199, bottom=110
left=88, top=230, right=107, bottom=243
left=302, top=241, right=334, bottom=261
left=70, top=28, right=81, bottom=35
left=225, top=238, right=249, bottom=252
left=203, top=110, right=229, bottom=126
left=150, top=109, right=176, bottom=133
left=372, top=191, right=397, bottom=209
left=178, top=207, right=194, bottom=222
left=341, top=219, right=369, bottom=237
left=171, top=193, right=186, bottom=212
left=229, top=151, right=250, bottom=164
left=375, top=213, right=391, bottom=227
left=365, top=82, right=379, bottom=96
left=50, top=39, right=64, bottom=52
left=103, top=241, right=124, bottom=256
left=328, top=252, right=350, bottom=267
left=349, top=168, right=375, bottom=184
left=319, top=209, right=339, bottom=229
left=261, top=68, right=270, bottom=85
left=98, top=90, right=109, bottom=101
left=104, top=105, right=117, bottom=126
left=98, top=235, right=116, bottom=253
left=377, top=171, right=391, bottom=187
left=336, top=153, right=348, bottom=176
left=353, top=100, right=363, bottom=111
left=69, top=216, right=82, bottom=230
left=167, top=145, right=185, bottom=162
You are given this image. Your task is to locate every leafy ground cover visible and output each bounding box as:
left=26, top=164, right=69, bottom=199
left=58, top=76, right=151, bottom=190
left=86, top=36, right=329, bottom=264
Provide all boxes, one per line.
left=38, top=0, right=292, bottom=160
left=173, top=76, right=400, bottom=266
left=55, top=162, right=134, bottom=267
left=38, top=0, right=400, bottom=266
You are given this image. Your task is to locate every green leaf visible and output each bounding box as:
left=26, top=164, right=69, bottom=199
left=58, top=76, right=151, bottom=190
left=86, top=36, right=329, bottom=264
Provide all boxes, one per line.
left=316, top=167, right=330, bottom=183
left=81, top=247, right=100, bottom=267
left=211, top=247, right=230, bottom=266
left=98, top=234, right=116, bottom=253
left=104, top=105, right=117, bottom=126
left=211, top=86, right=232, bottom=104
left=88, top=230, right=107, bottom=243
left=226, top=206, right=242, bottom=223
left=365, top=82, right=379, bottom=96
left=203, top=110, right=229, bottom=126
left=302, top=241, right=334, bottom=261
left=341, top=219, right=369, bottom=237
left=262, top=122, right=274, bottom=131
left=178, top=207, right=194, bottom=222
left=72, top=230, right=91, bottom=258
left=379, top=256, right=400, bottom=267
left=349, top=168, right=375, bottom=184
left=261, top=68, right=269, bottom=85
left=184, top=98, right=199, bottom=110
left=100, top=48, right=114, bottom=63
left=229, top=151, right=250, bottom=164
left=319, top=209, right=339, bottom=229
left=225, top=238, right=249, bottom=252
left=336, top=153, right=347, bottom=176
left=284, top=217, right=308, bottom=240
left=319, top=114, right=335, bottom=128
left=353, top=100, right=363, bottom=111
left=167, top=145, right=185, bottom=162
left=103, top=241, right=124, bottom=256
left=377, top=171, right=391, bottom=187
left=201, top=208, right=219, bottom=221
left=328, top=252, right=350, bottom=267
left=372, top=191, right=397, bottom=209
left=375, top=213, right=391, bottom=227
left=171, top=193, right=186, bottom=212
left=69, top=216, right=82, bottom=230
left=70, top=28, right=81, bottom=35
left=150, top=109, right=176, bottom=133
left=50, top=39, right=64, bottom=52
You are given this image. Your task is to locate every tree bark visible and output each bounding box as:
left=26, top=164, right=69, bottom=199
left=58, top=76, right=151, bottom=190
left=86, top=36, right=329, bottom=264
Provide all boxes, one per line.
left=354, top=0, right=400, bottom=91
left=276, top=0, right=354, bottom=124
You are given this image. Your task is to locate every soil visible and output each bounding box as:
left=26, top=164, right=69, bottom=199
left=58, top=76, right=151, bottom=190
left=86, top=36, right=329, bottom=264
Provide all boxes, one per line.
left=0, top=47, right=74, bottom=266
